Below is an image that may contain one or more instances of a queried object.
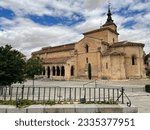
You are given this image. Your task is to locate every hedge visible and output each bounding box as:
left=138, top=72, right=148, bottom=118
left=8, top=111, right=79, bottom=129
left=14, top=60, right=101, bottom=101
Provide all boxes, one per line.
left=145, top=85, right=150, bottom=93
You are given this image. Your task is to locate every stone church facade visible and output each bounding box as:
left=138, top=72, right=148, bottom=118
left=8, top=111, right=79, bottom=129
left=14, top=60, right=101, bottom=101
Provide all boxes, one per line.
left=32, top=8, right=146, bottom=80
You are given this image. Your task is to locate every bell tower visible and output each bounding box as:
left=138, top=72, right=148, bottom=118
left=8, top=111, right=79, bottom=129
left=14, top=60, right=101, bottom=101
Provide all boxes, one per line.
left=106, top=3, right=114, bottom=24
left=102, top=4, right=119, bottom=44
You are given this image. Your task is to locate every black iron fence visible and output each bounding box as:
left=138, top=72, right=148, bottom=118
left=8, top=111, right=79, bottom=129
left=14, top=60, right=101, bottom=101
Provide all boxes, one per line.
left=0, top=85, right=131, bottom=107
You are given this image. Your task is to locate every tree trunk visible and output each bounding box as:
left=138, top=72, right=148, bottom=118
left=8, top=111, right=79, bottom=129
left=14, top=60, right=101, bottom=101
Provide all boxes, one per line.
left=0, top=86, right=4, bottom=95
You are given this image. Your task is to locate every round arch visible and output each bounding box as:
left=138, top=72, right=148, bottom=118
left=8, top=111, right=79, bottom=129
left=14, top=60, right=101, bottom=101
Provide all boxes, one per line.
left=56, top=66, right=60, bottom=76
left=52, top=66, right=55, bottom=76
left=47, top=66, right=50, bottom=78
left=61, top=66, right=65, bottom=76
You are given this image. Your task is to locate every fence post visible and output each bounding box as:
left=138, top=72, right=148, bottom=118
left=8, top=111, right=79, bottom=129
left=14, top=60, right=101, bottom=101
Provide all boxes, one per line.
left=27, top=87, right=30, bottom=100
left=10, top=87, right=13, bottom=101
left=99, top=88, right=100, bottom=102
left=112, top=88, right=114, bottom=102
left=4, top=87, right=7, bottom=101
left=38, top=87, right=40, bottom=101
left=32, top=87, right=35, bottom=101
left=54, top=87, right=56, bottom=102
left=21, top=85, right=24, bottom=100
left=121, top=87, right=124, bottom=104
left=117, top=89, right=119, bottom=102
left=43, top=87, right=46, bottom=102
left=69, top=88, right=71, bottom=101
left=89, top=88, right=91, bottom=101
left=49, top=87, right=51, bottom=101
left=16, top=87, right=18, bottom=101
left=64, top=88, right=66, bottom=101
left=74, top=88, right=76, bottom=102
left=103, top=88, right=105, bottom=101
left=94, top=88, right=96, bottom=102
left=58, top=87, right=61, bottom=102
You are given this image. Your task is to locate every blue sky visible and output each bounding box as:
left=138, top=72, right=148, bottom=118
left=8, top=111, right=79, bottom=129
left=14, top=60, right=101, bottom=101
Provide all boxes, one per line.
left=0, top=0, right=150, bottom=57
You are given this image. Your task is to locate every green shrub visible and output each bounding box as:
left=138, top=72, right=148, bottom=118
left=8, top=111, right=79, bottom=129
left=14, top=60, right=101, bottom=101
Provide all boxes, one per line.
left=146, top=69, right=150, bottom=78
left=17, top=99, right=35, bottom=108
left=63, top=101, right=68, bottom=104
left=0, top=100, right=16, bottom=105
left=81, top=100, right=117, bottom=105
left=145, top=85, right=150, bottom=93
left=45, top=100, right=56, bottom=105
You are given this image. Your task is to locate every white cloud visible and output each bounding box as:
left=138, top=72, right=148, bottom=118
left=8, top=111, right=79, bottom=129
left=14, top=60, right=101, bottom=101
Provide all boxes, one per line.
left=128, top=1, right=150, bottom=11
left=0, top=17, right=82, bottom=57
left=0, top=0, right=150, bottom=58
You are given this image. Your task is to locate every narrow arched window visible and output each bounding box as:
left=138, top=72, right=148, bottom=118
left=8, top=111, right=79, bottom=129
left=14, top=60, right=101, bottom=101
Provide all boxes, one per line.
left=86, top=58, right=88, bottom=63
left=132, top=55, right=137, bottom=65
left=85, top=44, right=89, bottom=53
left=71, top=66, right=74, bottom=76
left=47, top=66, right=50, bottom=78
left=56, top=66, right=60, bottom=76
left=61, top=66, right=65, bottom=76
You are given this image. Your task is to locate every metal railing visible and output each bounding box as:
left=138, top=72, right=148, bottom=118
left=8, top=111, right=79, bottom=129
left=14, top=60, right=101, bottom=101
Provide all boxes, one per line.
left=0, top=85, right=131, bottom=107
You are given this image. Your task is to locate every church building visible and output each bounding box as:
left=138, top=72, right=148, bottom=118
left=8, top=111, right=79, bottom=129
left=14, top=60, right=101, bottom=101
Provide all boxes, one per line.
left=32, top=7, right=146, bottom=80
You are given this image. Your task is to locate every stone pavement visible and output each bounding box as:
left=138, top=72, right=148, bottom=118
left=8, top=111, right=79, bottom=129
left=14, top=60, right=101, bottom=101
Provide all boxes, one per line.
left=127, top=92, right=150, bottom=113
left=13, top=79, right=150, bottom=113
left=0, top=104, right=137, bottom=113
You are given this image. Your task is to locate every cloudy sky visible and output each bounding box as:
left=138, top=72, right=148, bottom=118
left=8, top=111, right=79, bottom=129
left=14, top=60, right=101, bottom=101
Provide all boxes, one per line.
left=0, top=0, right=150, bottom=57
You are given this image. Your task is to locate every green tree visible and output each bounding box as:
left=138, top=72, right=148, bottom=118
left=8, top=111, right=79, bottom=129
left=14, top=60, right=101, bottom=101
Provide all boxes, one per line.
left=146, top=69, right=150, bottom=78
left=144, top=54, right=149, bottom=64
left=0, top=45, right=26, bottom=86
left=25, top=57, right=43, bottom=88
left=144, top=53, right=150, bottom=78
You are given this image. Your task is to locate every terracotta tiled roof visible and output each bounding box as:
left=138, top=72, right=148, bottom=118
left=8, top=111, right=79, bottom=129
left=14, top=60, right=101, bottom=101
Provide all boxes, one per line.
left=83, top=27, right=119, bottom=35
left=85, top=36, right=109, bottom=46
left=43, top=57, right=72, bottom=64
left=110, top=41, right=144, bottom=48
left=102, top=41, right=109, bottom=46
left=102, top=50, right=125, bottom=56
left=32, top=43, right=76, bottom=55
left=103, top=22, right=117, bottom=27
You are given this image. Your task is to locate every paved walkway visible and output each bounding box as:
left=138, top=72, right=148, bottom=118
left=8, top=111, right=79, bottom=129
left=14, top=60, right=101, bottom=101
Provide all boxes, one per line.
left=127, top=92, right=150, bottom=113
left=13, top=79, right=150, bottom=113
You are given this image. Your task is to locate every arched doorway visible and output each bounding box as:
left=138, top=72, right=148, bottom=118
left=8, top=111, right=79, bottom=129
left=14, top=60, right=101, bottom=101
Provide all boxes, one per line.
left=47, top=66, right=50, bottom=78
left=61, top=66, right=65, bottom=76
left=52, top=66, right=55, bottom=76
left=56, top=66, right=60, bottom=76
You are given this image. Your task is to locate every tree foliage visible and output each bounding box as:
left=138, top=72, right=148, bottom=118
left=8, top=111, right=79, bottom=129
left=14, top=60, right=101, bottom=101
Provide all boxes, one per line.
left=144, top=54, right=149, bottom=64
left=144, top=53, right=150, bottom=78
left=25, top=57, right=43, bottom=88
left=0, top=45, right=26, bottom=86
left=25, top=57, right=43, bottom=79
left=146, top=69, right=150, bottom=78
